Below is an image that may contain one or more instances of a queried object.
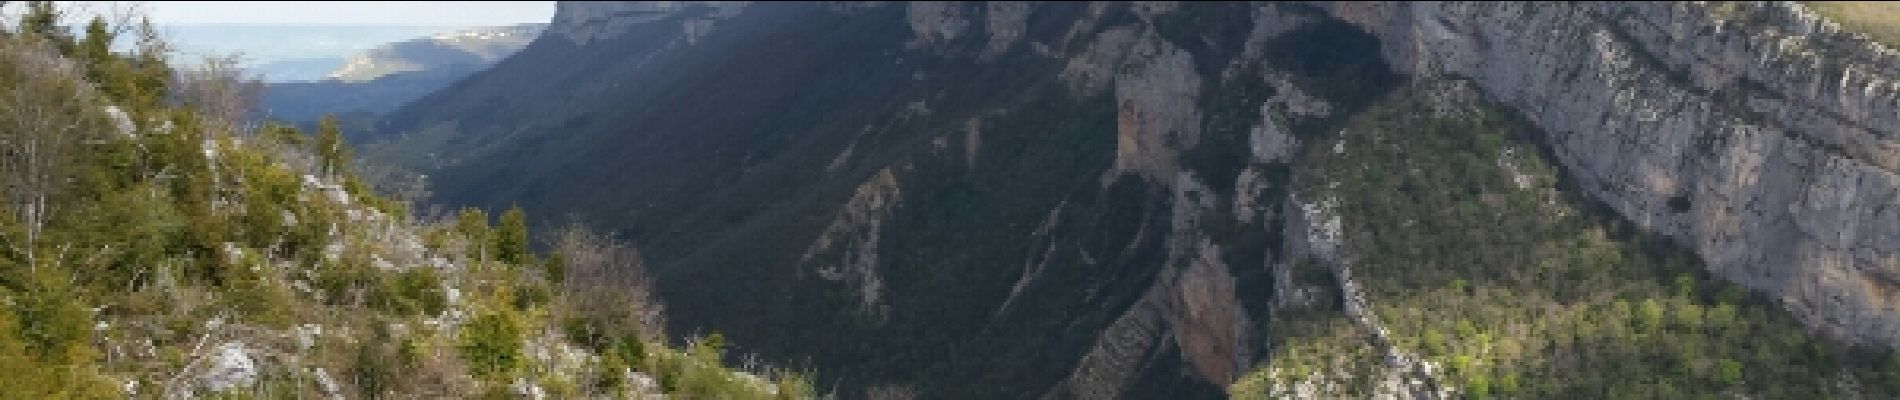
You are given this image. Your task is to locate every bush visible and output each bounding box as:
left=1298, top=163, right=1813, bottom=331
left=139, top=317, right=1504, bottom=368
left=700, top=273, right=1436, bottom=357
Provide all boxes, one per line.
left=1713, top=358, right=1742, bottom=387
left=372, top=268, right=448, bottom=316
left=459, top=311, right=524, bottom=379
left=355, top=342, right=395, bottom=397
left=495, top=206, right=530, bottom=265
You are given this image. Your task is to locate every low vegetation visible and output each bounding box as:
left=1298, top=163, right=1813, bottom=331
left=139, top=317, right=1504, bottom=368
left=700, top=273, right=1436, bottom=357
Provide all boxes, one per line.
left=1806, top=2, right=1900, bottom=47
left=0, top=2, right=813, bottom=398
left=1233, top=81, right=1900, bottom=398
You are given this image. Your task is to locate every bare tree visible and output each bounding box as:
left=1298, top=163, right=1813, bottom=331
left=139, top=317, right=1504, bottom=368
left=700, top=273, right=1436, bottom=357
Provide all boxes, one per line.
left=553, top=222, right=665, bottom=339
left=173, top=53, right=264, bottom=138
left=0, top=39, right=110, bottom=264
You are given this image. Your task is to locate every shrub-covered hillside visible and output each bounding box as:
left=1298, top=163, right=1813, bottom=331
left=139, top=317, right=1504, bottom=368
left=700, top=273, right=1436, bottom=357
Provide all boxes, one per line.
left=1231, top=80, right=1900, bottom=398
left=0, top=3, right=811, bottom=398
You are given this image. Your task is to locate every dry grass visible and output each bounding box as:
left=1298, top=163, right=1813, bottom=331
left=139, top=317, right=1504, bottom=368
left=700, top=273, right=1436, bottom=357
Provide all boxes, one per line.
left=1806, top=2, right=1900, bottom=46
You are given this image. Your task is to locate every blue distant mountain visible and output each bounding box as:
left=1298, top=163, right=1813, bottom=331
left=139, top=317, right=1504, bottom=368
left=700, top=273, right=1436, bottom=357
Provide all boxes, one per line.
left=260, top=24, right=546, bottom=126
left=154, top=24, right=469, bottom=82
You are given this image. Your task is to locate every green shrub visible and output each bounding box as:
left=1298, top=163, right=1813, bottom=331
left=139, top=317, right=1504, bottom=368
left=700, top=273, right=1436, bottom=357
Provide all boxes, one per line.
left=355, top=342, right=395, bottom=397
left=459, top=311, right=523, bottom=379
left=496, top=206, right=530, bottom=265
left=373, top=268, right=448, bottom=316
left=1713, top=358, right=1742, bottom=387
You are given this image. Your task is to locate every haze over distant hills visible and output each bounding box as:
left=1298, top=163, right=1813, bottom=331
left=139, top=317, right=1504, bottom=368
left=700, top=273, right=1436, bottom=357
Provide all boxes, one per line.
left=260, top=24, right=545, bottom=126
left=156, top=24, right=465, bottom=81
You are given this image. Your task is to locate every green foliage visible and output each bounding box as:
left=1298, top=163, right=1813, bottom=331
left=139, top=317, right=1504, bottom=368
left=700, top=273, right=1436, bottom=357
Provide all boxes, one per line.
left=0, top=6, right=801, bottom=398
left=542, top=253, right=566, bottom=286
left=264, top=122, right=308, bottom=146
left=12, top=268, right=95, bottom=365
left=373, top=268, right=448, bottom=316
left=496, top=205, right=530, bottom=265
left=457, top=207, right=491, bottom=258
left=512, top=281, right=550, bottom=310
left=316, top=115, right=351, bottom=177
left=78, top=18, right=112, bottom=81
left=1245, top=82, right=1900, bottom=398
left=19, top=2, right=71, bottom=51
left=355, top=340, right=396, bottom=397
left=1464, top=374, right=1490, bottom=399
left=459, top=311, right=524, bottom=379
left=0, top=285, right=116, bottom=398
left=1808, top=2, right=1900, bottom=47
left=1713, top=358, right=1743, bottom=387
left=641, top=333, right=789, bottom=400
left=1637, top=298, right=1666, bottom=332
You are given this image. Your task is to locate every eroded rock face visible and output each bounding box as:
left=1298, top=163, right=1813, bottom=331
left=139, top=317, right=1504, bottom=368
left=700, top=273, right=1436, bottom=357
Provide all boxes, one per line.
left=1062, top=25, right=1205, bottom=186
left=907, top=1, right=971, bottom=48
left=982, top=2, right=1033, bottom=58
left=801, top=168, right=904, bottom=315
left=419, top=1, right=1900, bottom=397
left=1324, top=1, right=1900, bottom=345
left=550, top=1, right=747, bottom=45
left=1160, top=174, right=1243, bottom=385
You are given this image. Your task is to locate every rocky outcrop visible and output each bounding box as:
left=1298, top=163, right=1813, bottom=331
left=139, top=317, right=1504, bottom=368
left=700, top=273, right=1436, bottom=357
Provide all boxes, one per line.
left=549, top=1, right=747, bottom=45
left=1324, top=1, right=1900, bottom=346
left=907, top=1, right=972, bottom=48
left=1061, top=25, right=1205, bottom=186
left=390, top=1, right=1900, bottom=397
left=199, top=342, right=258, bottom=393
left=982, top=2, right=1033, bottom=59
left=801, top=168, right=904, bottom=315
left=1042, top=286, right=1170, bottom=400
left=1159, top=174, right=1244, bottom=385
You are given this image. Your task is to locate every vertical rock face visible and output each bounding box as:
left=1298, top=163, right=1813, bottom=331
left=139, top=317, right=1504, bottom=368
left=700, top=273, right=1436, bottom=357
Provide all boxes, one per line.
left=1325, top=1, right=1900, bottom=345
left=982, top=2, right=1033, bottom=58
left=907, top=1, right=972, bottom=48
left=1109, top=42, right=1202, bottom=185
left=549, top=1, right=748, bottom=45
left=390, top=2, right=1346, bottom=397
left=387, top=1, right=1900, bottom=398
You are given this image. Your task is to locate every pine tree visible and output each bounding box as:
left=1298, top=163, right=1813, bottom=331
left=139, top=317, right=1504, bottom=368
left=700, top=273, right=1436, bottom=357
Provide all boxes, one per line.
left=315, top=115, right=350, bottom=178
left=125, top=17, right=169, bottom=112
left=20, top=2, right=69, bottom=50
left=457, top=208, right=491, bottom=260
left=79, top=18, right=110, bottom=69
left=497, top=205, right=530, bottom=265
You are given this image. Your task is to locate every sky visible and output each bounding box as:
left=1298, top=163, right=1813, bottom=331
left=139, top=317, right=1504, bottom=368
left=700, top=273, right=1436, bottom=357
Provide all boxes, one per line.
left=60, top=1, right=555, bottom=25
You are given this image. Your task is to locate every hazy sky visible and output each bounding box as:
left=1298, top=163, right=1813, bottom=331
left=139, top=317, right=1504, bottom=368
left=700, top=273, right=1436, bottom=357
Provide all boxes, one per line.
left=62, top=1, right=555, bottom=25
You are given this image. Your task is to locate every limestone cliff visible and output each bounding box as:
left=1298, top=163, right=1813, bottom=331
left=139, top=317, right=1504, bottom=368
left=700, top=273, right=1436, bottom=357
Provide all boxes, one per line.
left=548, top=1, right=748, bottom=45
left=383, top=1, right=1900, bottom=398
left=1326, top=1, right=1900, bottom=346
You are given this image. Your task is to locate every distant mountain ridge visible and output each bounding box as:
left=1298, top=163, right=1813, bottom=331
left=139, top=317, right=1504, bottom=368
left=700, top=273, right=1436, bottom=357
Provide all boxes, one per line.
left=326, top=24, right=544, bottom=82
left=262, top=24, right=545, bottom=125
left=153, top=24, right=456, bottom=81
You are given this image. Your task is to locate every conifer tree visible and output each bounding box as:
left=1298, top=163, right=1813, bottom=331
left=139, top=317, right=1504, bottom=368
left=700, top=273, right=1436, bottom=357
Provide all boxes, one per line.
left=76, top=17, right=136, bottom=105
left=125, top=17, right=169, bottom=112
left=79, top=17, right=110, bottom=67
left=20, top=2, right=68, bottom=50
left=458, top=207, right=491, bottom=260
left=315, top=115, right=349, bottom=178
left=497, top=205, right=530, bottom=265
